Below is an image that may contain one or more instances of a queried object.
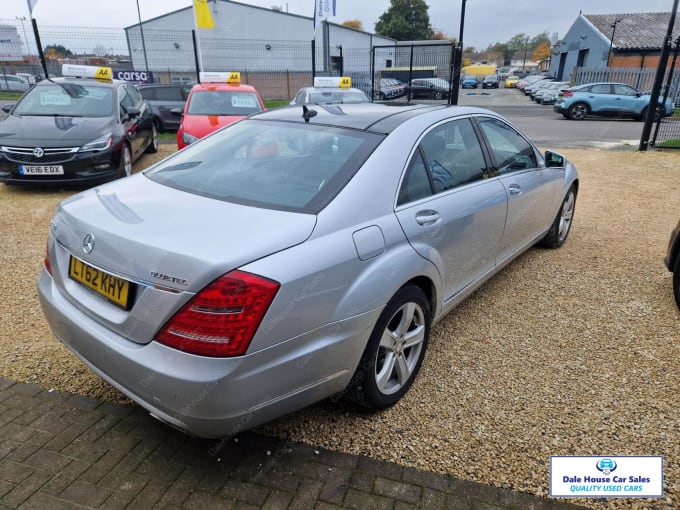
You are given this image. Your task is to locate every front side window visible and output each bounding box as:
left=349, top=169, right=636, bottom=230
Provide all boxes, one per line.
left=613, top=84, right=638, bottom=96
left=146, top=120, right=383, bottom=213
left=12, top=82, right=114, bottom=117
left=154, top=86, right=185, bottom=101
left=478, top=117, right=537, bottom=175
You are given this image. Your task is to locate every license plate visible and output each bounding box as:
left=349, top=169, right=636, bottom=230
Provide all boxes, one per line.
left=19, top=165, right=64, bottom=175
left=68, top=256, right=133, bottom=310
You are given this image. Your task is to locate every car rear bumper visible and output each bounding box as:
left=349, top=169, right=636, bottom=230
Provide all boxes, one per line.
left=38, top=269, right=380, bottom=438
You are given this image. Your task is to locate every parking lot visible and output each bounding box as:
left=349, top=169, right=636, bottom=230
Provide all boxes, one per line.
left=1, top=141, right=678, bottom=508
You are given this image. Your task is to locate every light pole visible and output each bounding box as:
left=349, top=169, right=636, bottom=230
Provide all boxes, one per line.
left=607, top=18, right=622, bottom=66
left=16, top=16, right=29, bottom=55
left=450, top=0, right=467, bottom=105
left=522, top=36, right=529, bottom=72
left=135, top=0, right=150, bottom=73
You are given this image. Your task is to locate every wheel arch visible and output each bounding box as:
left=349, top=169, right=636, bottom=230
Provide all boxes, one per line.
left=402, top=275, right=437, bottom=319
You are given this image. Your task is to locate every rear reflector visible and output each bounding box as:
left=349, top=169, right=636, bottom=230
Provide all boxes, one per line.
left=155, top=270, right=279, bottom=357
left=45, top=242, right=52, bottom=275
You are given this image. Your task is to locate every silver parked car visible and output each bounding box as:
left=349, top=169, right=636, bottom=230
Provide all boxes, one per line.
left=38, top=103, right=579, bottom=438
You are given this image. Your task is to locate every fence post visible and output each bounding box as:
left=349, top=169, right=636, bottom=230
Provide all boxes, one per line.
left=191, top=30, right=200, bottom=83
left=640, top=0, right=679, bottom=151
left=311, top=39, right=315, bottom=79
left=31, top=18, right=48, bottom=79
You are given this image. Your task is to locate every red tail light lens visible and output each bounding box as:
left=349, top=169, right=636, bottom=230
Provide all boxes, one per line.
left=44, top=242, right=52, bottom=275
left=562, top=90, right=573, bottom=98
left=155, top=270, right=279, bottom=357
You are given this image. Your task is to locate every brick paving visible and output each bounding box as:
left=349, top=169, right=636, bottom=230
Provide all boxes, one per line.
left=0, top=377, right=588, bottom=509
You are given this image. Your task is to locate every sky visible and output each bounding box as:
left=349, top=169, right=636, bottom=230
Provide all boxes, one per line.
left=3, top=0, right=679, bottom=51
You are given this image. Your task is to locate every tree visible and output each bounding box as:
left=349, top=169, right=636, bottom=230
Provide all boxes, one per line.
left=44, top=44, right=73, bottom=60
left=432, top=29, right=448, bottom=40
left=532, top=42, right=551, bottom=62
left=375, top=0, right=433, bottom=41
left=342, top=20, right=363, bottom=30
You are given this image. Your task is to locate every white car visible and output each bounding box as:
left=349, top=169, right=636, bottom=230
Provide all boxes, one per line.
left=0, top=74, right=30, bottom=92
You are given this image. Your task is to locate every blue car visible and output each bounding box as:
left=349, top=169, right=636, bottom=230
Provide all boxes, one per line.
left=554, top=82, right=674, bottom=121
left=461, top=75, right=479, bottom=89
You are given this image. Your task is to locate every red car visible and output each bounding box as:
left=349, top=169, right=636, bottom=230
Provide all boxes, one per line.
left=176, top=72, right=264, bottom=149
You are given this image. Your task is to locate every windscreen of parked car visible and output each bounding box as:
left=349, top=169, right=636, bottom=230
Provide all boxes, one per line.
left=146, top=119, right=384, bottom=213
left=187, top=90, right=263, bottom=116
left=308, top=90, right=369, bottom=104
left=431, top=78, right=450, bottom=88
left=12, top=82, right=114, bottom=117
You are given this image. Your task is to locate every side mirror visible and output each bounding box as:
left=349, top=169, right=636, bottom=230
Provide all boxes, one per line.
left=545, top=150, right=565, bottom=169
left=125, top=106, right=141, bottom=117
left=170, top=107, right=183, bottom=117
left=1, top=104, right=13, bottom=114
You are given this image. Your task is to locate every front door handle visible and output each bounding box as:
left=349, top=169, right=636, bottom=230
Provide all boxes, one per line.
left=415, top=210, right=440, bottom=226
left=508, top=184, right=522, bottom=196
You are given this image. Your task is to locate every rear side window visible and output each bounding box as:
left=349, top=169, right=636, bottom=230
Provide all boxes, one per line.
left=590, top=84, right=611, bottom=94
left=146, top=120, right=383, bottom=213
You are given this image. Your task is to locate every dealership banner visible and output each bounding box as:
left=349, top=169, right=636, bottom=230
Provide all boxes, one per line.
left=313, top=0, right=336, bottom=30
left=550, top=456, right=663, bottom=498
left=114, top=70, right=154, bottom=84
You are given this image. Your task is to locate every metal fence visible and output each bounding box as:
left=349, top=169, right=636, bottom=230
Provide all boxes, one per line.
left=1, top=18, right=462, bottom=102
left=572, top=63, right=680, bottom=149
left=0, top=18, right=330, bottom=99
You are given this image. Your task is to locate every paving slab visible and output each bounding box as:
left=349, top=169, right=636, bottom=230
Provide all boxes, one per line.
left=0, top=377, right=588, bottom=509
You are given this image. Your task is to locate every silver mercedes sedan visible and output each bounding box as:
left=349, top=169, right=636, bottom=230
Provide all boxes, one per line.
left=38, top=103, right=579, bottom=438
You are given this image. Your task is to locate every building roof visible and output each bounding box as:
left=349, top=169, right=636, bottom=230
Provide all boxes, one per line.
left=584, top=12, right=680, bottom=50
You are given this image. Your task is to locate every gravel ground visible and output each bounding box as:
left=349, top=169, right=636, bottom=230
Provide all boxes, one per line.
left=1, top=147, right=678, bottom=509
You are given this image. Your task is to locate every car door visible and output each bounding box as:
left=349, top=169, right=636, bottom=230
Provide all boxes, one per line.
left=118, top=84, right=144, bottom=158
left=476, top=116, right=560, bottom=264
left=395, top=118, right=507, bottom=303
left=612, top=83, right=646, bottom=115
left=585, top=83, right=616, bottom=114
left=119, top=84, right=153, bottom=159
left=152, top=86, right=187, bottom=129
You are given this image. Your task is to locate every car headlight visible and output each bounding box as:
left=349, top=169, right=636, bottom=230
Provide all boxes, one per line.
left=182, top=131, right=200, bottom=145
left=80, top=133, right=112, bottom=152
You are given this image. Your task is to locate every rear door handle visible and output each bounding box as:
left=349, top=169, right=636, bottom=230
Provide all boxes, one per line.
left=415, top=210, right=441, bottom=226
left=508, top=184, right=522, bottom=196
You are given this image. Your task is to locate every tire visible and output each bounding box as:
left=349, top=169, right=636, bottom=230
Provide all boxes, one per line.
left=673, top=256, right=680, bottom=310
left=118, top=143, right=132, bottom=178
left=348, top=285, right=430, bottom=409
left=562, top=113, right=569, bottom=119
left=540, top=185, right=576, bottom=249
left=568, top=103, right=589, bottom=120
left=433, top=91, right=444, bottom=100
left=145, top=121, right=159, bottom=153
left=639, top=106, right=663, bottom=122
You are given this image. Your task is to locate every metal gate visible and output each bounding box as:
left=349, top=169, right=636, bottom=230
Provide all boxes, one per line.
left=371, top=43, right=455, bottom=103
left=651, top=37, right=680, bottom=149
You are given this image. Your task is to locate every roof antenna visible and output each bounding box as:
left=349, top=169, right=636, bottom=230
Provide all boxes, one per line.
left=302, top=105, right=317, bottom=123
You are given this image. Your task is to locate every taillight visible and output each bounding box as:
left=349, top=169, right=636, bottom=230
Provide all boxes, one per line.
left=562, top=90, right=573, bottom=98
left=155, top=270, right=279, bottom=357
left=44, top=242, right=52, bottom=275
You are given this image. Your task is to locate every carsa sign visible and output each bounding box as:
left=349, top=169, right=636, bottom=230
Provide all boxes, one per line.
left=114, top=70, right=154, bottom=84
